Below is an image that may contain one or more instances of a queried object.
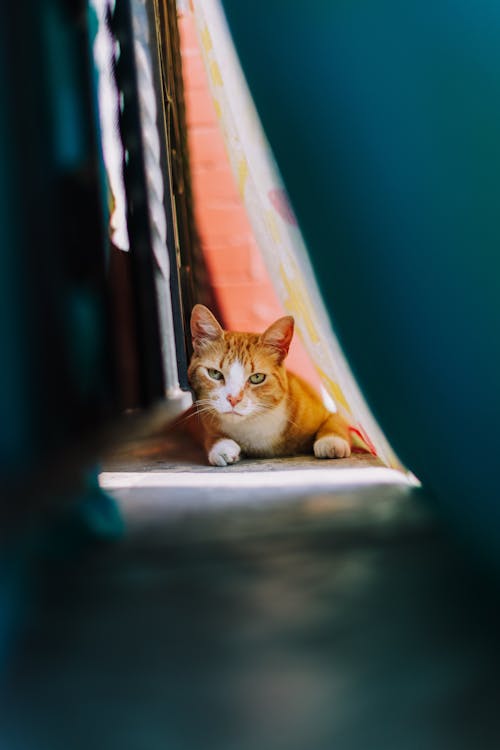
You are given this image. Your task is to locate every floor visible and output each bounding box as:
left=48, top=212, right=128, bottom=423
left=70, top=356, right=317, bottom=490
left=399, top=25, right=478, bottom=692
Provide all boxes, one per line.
left=100, top=420, right=405, bottom=516
left=2, top=425, right=500, bottom=749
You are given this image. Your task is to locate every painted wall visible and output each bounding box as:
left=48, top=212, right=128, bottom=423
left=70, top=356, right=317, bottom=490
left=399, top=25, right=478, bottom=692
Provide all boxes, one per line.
left=178, top=9, right=318, bottom=384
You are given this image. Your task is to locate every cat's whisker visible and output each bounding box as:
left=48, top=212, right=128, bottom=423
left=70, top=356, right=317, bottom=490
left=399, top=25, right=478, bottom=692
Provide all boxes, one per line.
left=193, top=400, right=212, bottom=409
left=193, top=408, right=215, bottom=418
left=174, top=412, right=202, bottom=428
left=193, top=403, right=218, bottom=419
left=175, top=402, right=216, bottom=426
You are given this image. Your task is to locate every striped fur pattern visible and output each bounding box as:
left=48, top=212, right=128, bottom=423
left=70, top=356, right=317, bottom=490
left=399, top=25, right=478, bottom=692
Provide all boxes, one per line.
left=188, top=305, right=352, bottom=466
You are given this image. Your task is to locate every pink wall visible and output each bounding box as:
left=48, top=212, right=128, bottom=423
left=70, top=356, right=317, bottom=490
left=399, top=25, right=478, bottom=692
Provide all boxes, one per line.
left=179, top=10, right=319, bottom=385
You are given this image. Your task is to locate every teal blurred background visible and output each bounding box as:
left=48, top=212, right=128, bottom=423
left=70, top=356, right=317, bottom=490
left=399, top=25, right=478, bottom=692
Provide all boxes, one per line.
left=222, top=0, right=500, bottom=557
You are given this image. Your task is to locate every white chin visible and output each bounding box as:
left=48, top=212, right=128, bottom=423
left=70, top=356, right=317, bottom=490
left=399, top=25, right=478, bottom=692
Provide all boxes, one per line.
left=220, top=408, right=248, bottom=417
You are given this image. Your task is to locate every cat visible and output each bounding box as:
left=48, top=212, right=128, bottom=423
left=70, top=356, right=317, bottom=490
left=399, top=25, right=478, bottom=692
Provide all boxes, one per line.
left=187, top=304, right=352, bottom=466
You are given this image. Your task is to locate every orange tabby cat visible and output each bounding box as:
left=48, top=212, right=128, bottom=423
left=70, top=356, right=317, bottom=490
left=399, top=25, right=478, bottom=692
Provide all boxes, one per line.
left=187, top=305, right=352, bottom=466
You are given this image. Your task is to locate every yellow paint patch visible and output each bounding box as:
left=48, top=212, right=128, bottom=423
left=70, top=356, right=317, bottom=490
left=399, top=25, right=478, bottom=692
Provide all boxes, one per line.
left=213, top=99, right=222, bottom=120
left=209, top=61, right=223, bottom=87
left=265, top=210, right=281, bottom=244
left=237, top=158, right=249, bottom=196
left=200, top=24, right=212, bottom=52
left=279, top=256, right=320, bottom=344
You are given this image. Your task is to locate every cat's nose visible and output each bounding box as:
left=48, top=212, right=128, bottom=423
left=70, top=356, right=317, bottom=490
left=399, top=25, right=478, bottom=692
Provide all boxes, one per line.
left=227, top=393, right=243, bottom=408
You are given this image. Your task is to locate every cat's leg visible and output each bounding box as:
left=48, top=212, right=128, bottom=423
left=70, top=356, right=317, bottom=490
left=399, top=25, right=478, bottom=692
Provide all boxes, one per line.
left=313, top=413, right=352, bottom=459
left=206, top=436, right=242, bottom=467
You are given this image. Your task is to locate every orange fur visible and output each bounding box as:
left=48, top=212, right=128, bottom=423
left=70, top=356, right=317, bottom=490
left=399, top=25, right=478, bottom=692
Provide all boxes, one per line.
left=187, top=305, right=352, bottom=466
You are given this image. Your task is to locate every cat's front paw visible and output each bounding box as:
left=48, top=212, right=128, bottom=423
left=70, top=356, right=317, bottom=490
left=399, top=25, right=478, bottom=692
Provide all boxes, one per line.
left=314, top=435, right=351, bottom=459
left=208, top=438, right=241, bottom=467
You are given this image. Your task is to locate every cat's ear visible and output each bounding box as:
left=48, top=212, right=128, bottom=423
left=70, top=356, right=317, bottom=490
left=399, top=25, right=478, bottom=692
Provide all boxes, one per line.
left=190, top=304, right=224, bottom=350
left=261, top=316, right=294, bottom=362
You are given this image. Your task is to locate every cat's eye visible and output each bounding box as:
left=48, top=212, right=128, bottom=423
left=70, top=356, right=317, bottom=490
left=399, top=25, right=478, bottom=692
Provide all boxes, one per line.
left=207, top=367, right=224, bottom=381
left=248, top=372, right=266, bottom=385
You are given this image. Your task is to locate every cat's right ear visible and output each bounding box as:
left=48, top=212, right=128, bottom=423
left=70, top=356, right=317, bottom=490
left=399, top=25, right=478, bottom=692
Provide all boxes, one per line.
left=261, top=315, right=294, bottom=362
left=190, top=305, right=224, bottom=350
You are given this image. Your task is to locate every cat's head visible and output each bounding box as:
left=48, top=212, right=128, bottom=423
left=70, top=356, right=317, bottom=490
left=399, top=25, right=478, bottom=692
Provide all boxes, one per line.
left=187, top=305, right=294, bottom=419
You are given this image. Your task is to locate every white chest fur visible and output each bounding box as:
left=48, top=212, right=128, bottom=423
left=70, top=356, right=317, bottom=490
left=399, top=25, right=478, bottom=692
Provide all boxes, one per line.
left=220, top=399, right=288, bottom=455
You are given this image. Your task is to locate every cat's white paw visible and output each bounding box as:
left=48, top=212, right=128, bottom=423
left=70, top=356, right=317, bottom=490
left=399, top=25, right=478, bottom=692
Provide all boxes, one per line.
left=314, top=435, right=351, bottom=459
left=208, top=438, right=241, bottom=467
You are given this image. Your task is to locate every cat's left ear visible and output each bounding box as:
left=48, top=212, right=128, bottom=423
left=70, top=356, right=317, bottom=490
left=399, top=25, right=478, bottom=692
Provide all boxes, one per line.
left=261, top=316, right=294, bottom=362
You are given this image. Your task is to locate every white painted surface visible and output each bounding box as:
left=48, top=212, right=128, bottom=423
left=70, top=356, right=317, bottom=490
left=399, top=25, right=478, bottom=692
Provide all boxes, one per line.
left=100, top=467, right=417, bottom=491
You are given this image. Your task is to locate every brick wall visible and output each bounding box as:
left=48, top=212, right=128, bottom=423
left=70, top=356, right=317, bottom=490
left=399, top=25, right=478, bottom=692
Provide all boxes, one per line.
left=178, top=10, right=319, bottom=385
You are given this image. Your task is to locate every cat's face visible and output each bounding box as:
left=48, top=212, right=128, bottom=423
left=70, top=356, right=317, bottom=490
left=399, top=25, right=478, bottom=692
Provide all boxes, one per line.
left=188, top=305, right=294, bottom=420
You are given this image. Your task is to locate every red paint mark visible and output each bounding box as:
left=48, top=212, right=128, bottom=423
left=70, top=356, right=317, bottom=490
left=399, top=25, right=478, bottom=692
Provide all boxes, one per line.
left=268, top=188, right=298, bottom=226
left=349, top=425, right=378, bottom=456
